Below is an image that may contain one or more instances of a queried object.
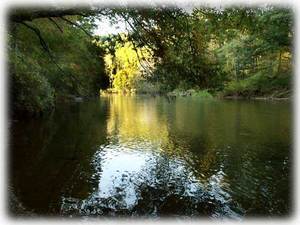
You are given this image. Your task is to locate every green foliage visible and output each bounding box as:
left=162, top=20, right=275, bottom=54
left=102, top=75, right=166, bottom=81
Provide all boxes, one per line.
left=9, top=16, right=109, bottom=114
left=11, top=68, right=55, bottom=114
left=101, top=35, right=153, bottom=92
left=189, top=89, right=214, bottom=98
left=9, top=43, right=55, bottom=114
left=168, top=88, right=213, bottom=98
left=8, top=6, right=293, bottom=116
left=134, top=80, right=162, bottom=94
left=223, top=71, right=291, bottom=97
left=108, top=6, right=293, bottom=97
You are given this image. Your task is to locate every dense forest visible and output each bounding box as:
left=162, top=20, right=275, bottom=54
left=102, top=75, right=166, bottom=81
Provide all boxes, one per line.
left=8, top=6, right=293, bottom=115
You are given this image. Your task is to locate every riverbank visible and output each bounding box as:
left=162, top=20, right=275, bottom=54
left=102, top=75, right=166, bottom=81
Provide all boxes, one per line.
left=222, top=96, right=290, bottom=101
left=100, top=88, right=291, bottom=101
left=11, top=94, right=99, bottom=119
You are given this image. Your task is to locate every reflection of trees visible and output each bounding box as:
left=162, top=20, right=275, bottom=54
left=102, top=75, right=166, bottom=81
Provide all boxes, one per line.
left=10, top=100, right=109, bottom=214
left=62, top=97, right=290, bottom=217
left=157, top=98, right=291, bottom=216
left=106, top=95, right=170, bottom=145
left=214, top=101, right=291, bottom=216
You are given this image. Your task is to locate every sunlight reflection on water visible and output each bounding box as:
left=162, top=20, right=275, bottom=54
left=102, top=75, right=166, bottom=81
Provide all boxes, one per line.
left=61, top=137, right=242, bottom=218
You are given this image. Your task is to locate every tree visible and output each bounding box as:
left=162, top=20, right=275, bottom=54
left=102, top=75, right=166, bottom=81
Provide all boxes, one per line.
left=9, top=10, right=109, bottom=115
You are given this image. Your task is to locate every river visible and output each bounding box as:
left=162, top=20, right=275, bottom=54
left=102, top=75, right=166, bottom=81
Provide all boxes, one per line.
left=9, top=95, right=292, bottom=219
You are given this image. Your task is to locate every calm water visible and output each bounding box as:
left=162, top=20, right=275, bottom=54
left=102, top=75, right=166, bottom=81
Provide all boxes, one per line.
left=9, top=95, right=292, bottom=218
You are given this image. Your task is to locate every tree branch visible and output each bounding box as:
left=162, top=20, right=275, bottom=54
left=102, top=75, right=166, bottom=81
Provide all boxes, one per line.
left=60, top=16, right=92, bottom=37
left=48, top=18, right=63, bottom=33
left=20, top=21, right=51, bottom=54
left=10, top=8, right=94, bottom=23
left=19, top=21, right=81, bottom=84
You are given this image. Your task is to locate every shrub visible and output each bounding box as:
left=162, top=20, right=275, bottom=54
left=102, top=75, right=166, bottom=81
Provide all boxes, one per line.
left=189, top=89, right=213, bottom=98
left=168, top=88, right=213, bottom=98
left=223, top=71, right=291, bottom=97
left=12, top=71, right=55, bottom=114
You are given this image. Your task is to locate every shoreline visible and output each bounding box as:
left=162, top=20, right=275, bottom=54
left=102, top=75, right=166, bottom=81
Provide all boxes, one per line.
left=100, top=92, right=291, bottom=101
left=222, top=96, right=291, bottom=101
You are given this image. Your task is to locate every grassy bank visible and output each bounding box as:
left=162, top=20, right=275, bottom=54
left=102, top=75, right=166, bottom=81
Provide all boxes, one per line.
left=221, top=72, right=291, bottom=99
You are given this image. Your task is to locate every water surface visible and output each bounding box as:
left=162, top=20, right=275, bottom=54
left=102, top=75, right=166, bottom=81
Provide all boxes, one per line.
left=9, top=95, right=292, bottom=218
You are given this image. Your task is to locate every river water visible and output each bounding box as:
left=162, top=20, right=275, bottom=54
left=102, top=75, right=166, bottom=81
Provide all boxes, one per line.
left=9, top=95, right=292, bottom=218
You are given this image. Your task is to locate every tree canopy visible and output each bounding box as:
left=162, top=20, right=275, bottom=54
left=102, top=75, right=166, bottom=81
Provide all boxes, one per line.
left=8, top=6, right=293, bottom=115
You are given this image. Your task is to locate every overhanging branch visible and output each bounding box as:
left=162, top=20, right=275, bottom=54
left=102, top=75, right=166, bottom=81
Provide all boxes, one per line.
left=19, top=21, right=80, bottom=84
left=60, top=16, right=92, bottom=37
left=10, top=8, right=93, bottom=23
left=48, top=18, right=63, bottom=33
left=20, top=21, right=51, bottom=54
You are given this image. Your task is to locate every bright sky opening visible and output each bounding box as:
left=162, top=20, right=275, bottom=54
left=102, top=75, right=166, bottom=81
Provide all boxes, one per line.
left=93, top=17, right=128, bottom=36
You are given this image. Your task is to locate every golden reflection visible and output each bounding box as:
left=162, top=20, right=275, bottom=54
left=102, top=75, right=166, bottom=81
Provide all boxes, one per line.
left=105, top=95, right=219, bottom=179
left=106, top=95, right=170, bottom=146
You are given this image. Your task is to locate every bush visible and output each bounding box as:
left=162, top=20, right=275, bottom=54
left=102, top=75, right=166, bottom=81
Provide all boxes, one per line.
left=168, top=88, right=213, bottom=98
left=12, top=71, right=55, bottom=114
left=189, top=89, right=213, bottom=98
left=223, top=71, right=291, bottom=97
left=135, top=80, right=162, bottom=94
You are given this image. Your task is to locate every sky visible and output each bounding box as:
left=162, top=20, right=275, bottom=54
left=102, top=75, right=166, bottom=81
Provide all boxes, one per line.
left=93, top=17, right=128, bottom=36
left=91, top=6, right=208, bottom=36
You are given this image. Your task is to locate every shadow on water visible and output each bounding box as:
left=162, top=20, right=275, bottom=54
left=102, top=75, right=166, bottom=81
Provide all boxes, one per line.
left=9, top=96, right=292, bottom=219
